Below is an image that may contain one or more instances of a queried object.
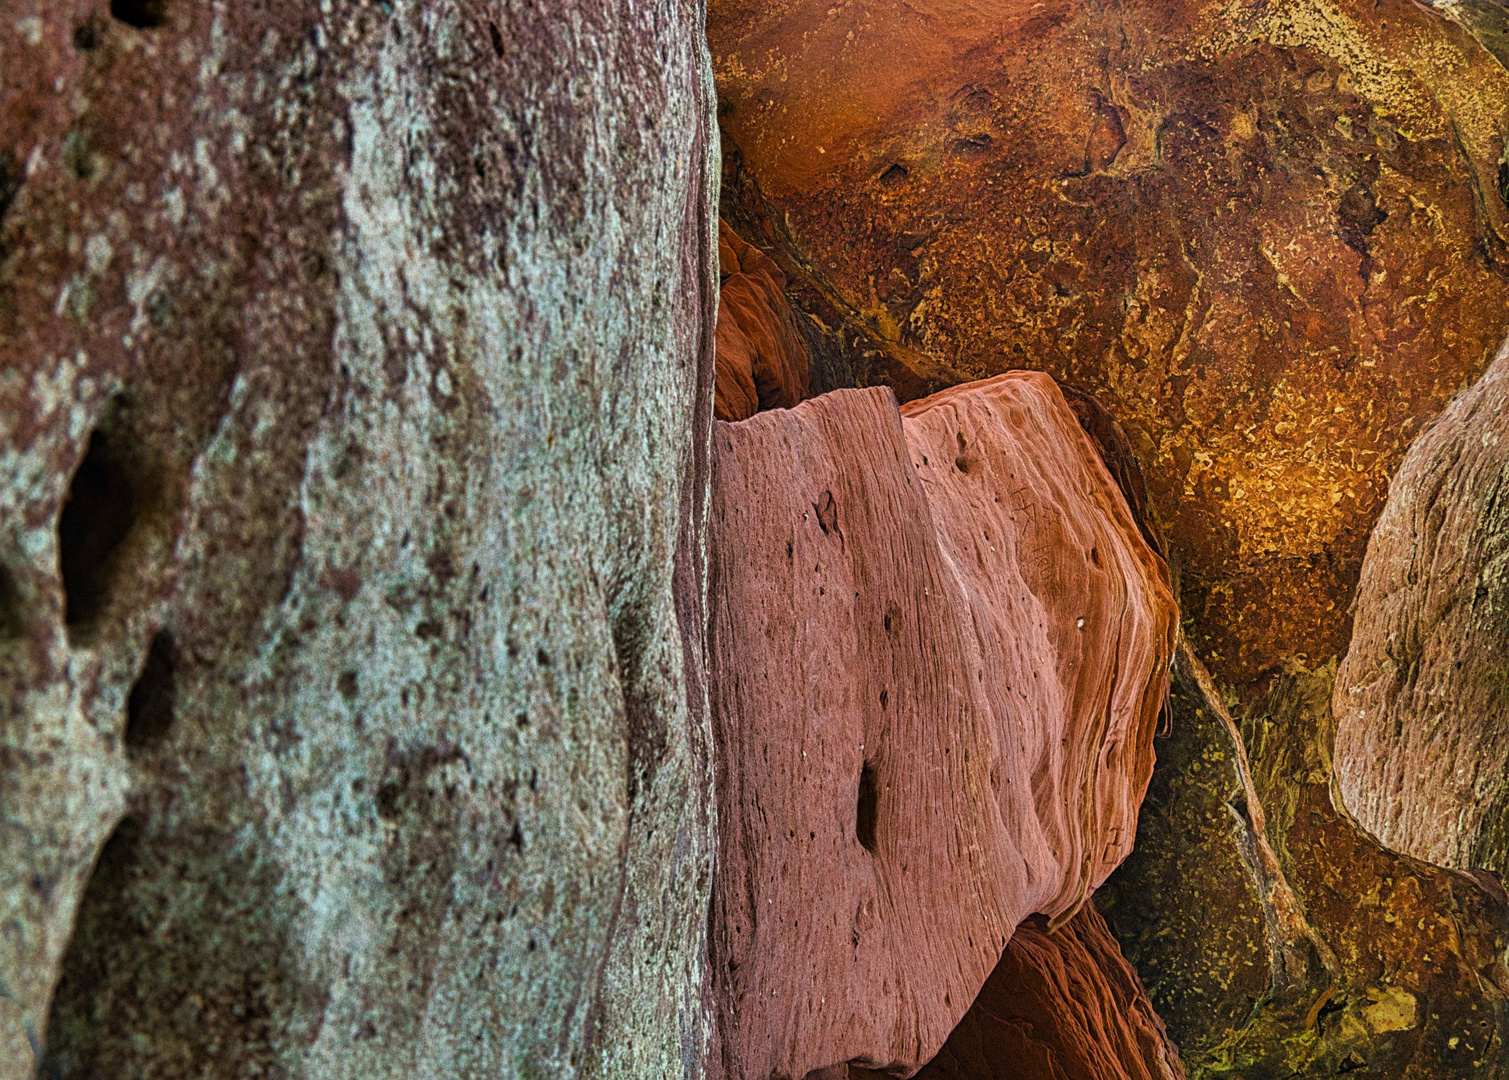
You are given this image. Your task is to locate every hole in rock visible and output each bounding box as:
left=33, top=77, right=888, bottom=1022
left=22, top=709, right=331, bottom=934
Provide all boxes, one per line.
left=58, top=423, right=142, bottom=634
left=856, top=761, right=879, bottom=853
left=125, top=629, right=177, bottom=752
left=72, top=19, right=102, bottom=49
left=0, top=566, right=25, bottom=639
left=0, top=151, right=22, bottom=228
left=110, top=0, right=167, bottom=28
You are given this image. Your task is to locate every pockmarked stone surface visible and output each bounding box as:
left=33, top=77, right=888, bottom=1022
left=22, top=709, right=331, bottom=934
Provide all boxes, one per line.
left=709, top=0, right=1509, bottom=684
left=916, top=903, right=1185, bottom=1080
left=0, top=2, right=718, bottom=1077
left=706, top=374, right=1175, bottom=1079
left=1336, top=342, right=1509, bottom=872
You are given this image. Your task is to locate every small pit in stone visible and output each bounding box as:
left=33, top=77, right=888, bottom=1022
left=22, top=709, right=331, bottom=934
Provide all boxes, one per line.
left=110, top=0, right=168, bottom=28
left=58, top=422, right=142, bottom=635
left=856, top=761, right=879, bottom=853
left=0, top=566, right=25, bottom=640
left=125, top=629, right=177, bottom=752
left=72, top=19, right=102, bottom=49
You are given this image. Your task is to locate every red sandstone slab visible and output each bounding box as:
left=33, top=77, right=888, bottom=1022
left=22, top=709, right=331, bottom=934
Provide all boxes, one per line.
left=707, top=374, right=1175, bottom=1078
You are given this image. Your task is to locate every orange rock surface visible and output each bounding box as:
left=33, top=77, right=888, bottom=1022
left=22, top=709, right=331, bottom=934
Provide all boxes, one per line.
left=917, top=903, right=1185, bottom=1080
left=710, top=0, right=1509, bottom=683
left=706, top=373, right=1174, bottom=1078
left=715, top=218, right=810, bottom=420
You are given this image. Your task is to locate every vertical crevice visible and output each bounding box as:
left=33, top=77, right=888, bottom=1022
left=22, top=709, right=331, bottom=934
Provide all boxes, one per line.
left=58, top=419, right=141, bottom=638
left=125, top=630, right=177, bottom=752
left=1174, top=635, right=1338, bottom=991
left=856, top=762, right=879, bottom=853
left=0, top=565, right=25, bottom=640
left=42, top=816, right=141, bottom=1077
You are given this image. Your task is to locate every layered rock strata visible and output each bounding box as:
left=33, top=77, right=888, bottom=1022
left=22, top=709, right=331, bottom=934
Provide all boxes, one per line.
left=916, top=903, right=1185, bottom=1080
left=0, top=2, right=717, bottom=1077
left=715, top=218, right=811, bottom=421
left=709, top=0, right=1509, bottom=1072
left=707, top=373, right=1175, bottom=1079
left=1335, top=342, right=1509, bottom=872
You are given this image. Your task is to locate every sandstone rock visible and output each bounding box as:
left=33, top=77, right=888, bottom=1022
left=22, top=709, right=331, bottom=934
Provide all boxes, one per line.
left=706, top=373, right=1175, bottom=1079
left=916, top=903, right=1185, bottom=1080
left=710, top=0, right=1509, bottom=1072
left=710, top=0, right=1509, bottom=684
left=715, top=219, right=810, bottom=421
left=0, top=3, right=717, bottom=1077
left=1335, top=342, right=1509, bottom=872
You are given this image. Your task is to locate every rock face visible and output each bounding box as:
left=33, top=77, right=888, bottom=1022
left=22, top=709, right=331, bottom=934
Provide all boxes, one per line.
left=1335, top=343, right=1509, bottom=872
left=706, top=373, right=1175, bottom=1079
left=917, top=903, right=1185, bottom=1080
left=710, top=0, right=1509, bottom=682
left=710, top=0, right=1509, bottom=1073
left=0, top=3, right=717, bottom=1078
left=715, top=218, right=810, bottom=421
left=1101, top=660, right=1509, bottom=1077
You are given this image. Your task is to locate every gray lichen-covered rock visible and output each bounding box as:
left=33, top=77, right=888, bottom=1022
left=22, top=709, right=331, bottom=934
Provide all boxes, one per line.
left=0, top=2, right=718, bottom=1077
left=1335, top=341, right=1509, bottom=873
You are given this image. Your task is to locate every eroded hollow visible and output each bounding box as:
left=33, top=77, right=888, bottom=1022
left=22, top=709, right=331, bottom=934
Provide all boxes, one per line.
left=856, top=761, right=879, bottom=853
left=125, top=630, right=177, bottom=752
left=0, top=566, right=25, bottom=640
left=58, top=423, right=140, bottom=635
left=109, top=0, right=167, bottom=28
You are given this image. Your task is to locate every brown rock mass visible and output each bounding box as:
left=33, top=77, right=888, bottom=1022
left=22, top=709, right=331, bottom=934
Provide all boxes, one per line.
left=1102, top=659, right=1509, bottom=1076
left=1335, top=341, right=1509, bottom=872
left=917, top=903, right=1185, bottom=1080
left=711, top=0, right=1509, bottom=1072
left=715, top=218, right=811, bottom=421
left=709, top=0, right=1509, bottom=682
left=707, top=373, right=1174, bottom=1079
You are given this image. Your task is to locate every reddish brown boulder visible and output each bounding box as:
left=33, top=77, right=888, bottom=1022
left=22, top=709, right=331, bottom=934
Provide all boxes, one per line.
left=1335, top=342, right=1509, bottom=872
left=707, top=373, right=1175, bottom=1078
left=710, top=0, right=1509, bottom=684
left=710, top=0, right=1509, bottom=1072
left=715, top=219, right=811, bottom=421
left=917, top=903, right=1185, bottom=1080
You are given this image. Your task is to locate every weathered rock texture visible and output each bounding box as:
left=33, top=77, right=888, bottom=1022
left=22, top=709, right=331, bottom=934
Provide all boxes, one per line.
left=1335, top=341, right=1509, bottom=872
left=916, top=903, right=1185, bottom=1080
left=710, top=0, right=1509, bottom=1073
left=714, top=218, right=810, bottom=421
left=0, top=2, right=717, bottom=1078
left=1101, top=658, right=1509, bottom=1076
left=707, top=373, right=1175, bottom=1079
left=710, top=0, right=1509, bottom=682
